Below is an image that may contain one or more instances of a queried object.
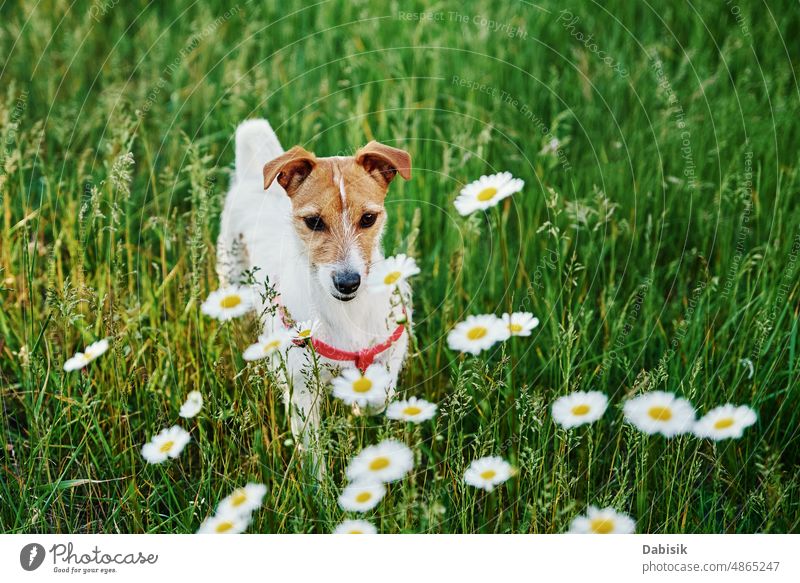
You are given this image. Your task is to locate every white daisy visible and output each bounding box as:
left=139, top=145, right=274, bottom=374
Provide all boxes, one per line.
left=552, top=391, right=609, bottom=429
left=693, top=404, right=757, bottom=440
left=446, top=314, right=506, bottom=355
left=242, top=327, right=294, bottom=362
left=453, top=172, right=525, bottom=216
left=623, top=391, right=696, bottom=437
left=217, top=483, right=268, bottom=517
left=63, top=338, right=110, bottom=371
left=179, top=391, right=203, bottom=418
left=346, top=439, right=414, bottom=484
left=200, top=285, right=255, bottom=321
left=293, top=319, right=319, bottom=341
left=386, top=397, right=437, bottom=423
left=337, top=481, right=386, bottom=512
left=141, top=425, right=191, bottom=464
left=367, top=254, right=420, bottom=293
left=498, top=312, right=539, bottom=339
left=568, top=506, right=635, bottom=534
left=333, top=519, right=377, bottom=534
left=331, top=364, right=392, bottom=408
left=463, top=456, right=513, bottom=492
left=197, top=513, right=251, bottom=534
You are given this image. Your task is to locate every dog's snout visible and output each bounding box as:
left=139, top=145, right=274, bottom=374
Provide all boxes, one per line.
left=332, top=270, right=361, bottom=296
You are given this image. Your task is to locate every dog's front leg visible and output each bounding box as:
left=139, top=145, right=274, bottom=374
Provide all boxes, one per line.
left=283, top=371, right=326, bottom=477
left=286, top=375, right=321, bottom=447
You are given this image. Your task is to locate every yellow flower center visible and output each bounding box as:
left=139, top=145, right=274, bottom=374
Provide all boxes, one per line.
left=369, top=456, right=390, bottom=471
left=352, top=377, right=373, bottom=393
left=159, top=440, right=174, bottom=453
left=467, top=326, right=488, bottom=340
left=477, top=187, right=498, bottom=201
left=230, top=490, right=247, bottom=507
left=215, top=521, right=234, bottom=533
left=383, top=271, right=402, bottom=285
left=590, top=517, right=615, bottom=534
left=219, top=294, right=242, bottom=309
left=713, top=417, right=735, bottom=430
left=262, top=340, right=281, bottom=353
left=298, top=329, right=311, bottom=338
left=355, top=492, right=372, bottom=503
left=348, top=529, right=363, bottom=534
left=571, top=404, right=591, bottom=416
left=508, top=323, right=523, bottom=334
left=648, top=406, right=673, bottom=421
left=403, top=406, right=422, bottom=416
left=480, top=470, right=497, bottom=480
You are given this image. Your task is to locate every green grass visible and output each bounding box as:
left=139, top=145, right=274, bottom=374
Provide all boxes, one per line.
left=1, top=0, right=799, bottom=534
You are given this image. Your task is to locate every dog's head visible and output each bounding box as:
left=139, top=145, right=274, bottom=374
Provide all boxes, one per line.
left=263, top=141, right=411, bottom=301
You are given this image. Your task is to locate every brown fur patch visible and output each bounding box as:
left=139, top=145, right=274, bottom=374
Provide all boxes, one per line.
left=264, top=143, right=411, bottom=270
left=290, top=158, right=386, bottom=268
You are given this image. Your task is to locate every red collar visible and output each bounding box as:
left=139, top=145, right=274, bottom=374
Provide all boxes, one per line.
left=306, top=324, right=405, bottom=371
left=277, top=300, right=406, bottom=372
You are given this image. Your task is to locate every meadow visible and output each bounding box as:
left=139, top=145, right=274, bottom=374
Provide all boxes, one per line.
left=1, top=0, right=799, bottom=534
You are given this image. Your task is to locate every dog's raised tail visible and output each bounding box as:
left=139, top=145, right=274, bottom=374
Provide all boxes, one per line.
left=234, top=119, right=283, bottom=185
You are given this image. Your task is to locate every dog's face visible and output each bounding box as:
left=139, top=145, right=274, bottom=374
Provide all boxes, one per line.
left=263, top=142, right=411, bottom=301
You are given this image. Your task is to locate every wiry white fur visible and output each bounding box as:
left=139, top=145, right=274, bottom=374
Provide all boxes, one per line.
left=217, top=119, right=411, bottom=452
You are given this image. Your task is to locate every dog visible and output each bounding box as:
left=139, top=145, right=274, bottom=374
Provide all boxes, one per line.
left=216, top=119, right=413, bottom=450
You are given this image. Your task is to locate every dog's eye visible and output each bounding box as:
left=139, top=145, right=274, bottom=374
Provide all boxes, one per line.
left=359, top=213, right=378, bottom=228
left=304, top=216, right=326, bottom=231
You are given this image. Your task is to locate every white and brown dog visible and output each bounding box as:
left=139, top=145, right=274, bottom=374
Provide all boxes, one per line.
left=216, top=119, right=412, bottom=447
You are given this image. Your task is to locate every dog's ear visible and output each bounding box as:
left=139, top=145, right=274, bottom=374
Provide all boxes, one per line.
left=263, top=146, right=316, bottom=195
left=355, top=141, right=412, bottom=185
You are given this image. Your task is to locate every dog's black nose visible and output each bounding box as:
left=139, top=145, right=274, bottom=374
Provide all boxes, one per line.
left=332, top=271, right=361, bottom=295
